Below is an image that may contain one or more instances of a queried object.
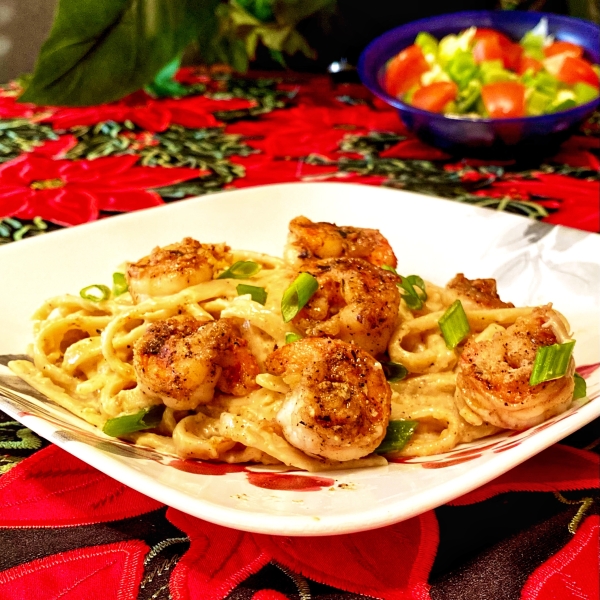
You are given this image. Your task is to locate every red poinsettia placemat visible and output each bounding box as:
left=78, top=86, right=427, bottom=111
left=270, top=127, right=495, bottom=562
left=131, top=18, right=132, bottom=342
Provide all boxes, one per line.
left=0, top=70, right=598, bottom=242
left=0, top=439, right=597, bottom=599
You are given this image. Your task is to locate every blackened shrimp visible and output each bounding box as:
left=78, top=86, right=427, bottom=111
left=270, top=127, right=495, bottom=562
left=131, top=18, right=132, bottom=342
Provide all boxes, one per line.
left=455, top=305, right=575, bottom=430
left=285, top=216, right=397, bottom=268
left=126, top=237, right=231, bottom=303
left=265, top=337, right=391, bottom=461
left=133, top=316, right=260, bottom=410
left=291, top=257, right=401, bottom=356
left=446, top=273, right=514, bottom=310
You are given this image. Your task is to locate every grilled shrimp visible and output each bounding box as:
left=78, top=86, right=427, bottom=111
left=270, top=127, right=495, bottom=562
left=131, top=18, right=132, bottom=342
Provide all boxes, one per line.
left=285, top=216, right=397, bottom=268
left=292, top=257, right=401, bottom=356
left=446, top=273, right=514, bottom=309
left=455, top=305, right=575, bottom=430
left=126, top=237, right=231, bottom=303
left=133, top=316, right=260, bottom=410
left=265, top=337, right=391, bottom=461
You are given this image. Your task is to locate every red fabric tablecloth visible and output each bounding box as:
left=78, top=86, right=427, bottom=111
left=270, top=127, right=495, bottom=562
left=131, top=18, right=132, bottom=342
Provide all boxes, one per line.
left=0, top=69, right=598, bottom=600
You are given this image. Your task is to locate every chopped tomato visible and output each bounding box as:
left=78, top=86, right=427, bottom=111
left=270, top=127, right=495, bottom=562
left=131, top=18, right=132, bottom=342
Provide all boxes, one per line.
left=481, top=81, right=526, bottom=118
left=411, top=81, right=459, bottom=112
left=501, top=43, right=523, bottom=72
left=557, top=56, right=599, bottom=88
left=544, top=41, right=584, bottom=59
left=473, top=32, right=522, bottom=71
left=517, top=55, right=543, bottom=75
left=384, top=45, right=429, bottom=97
left=473, top=28, right=513, bottom=49
left=473, top=37, right=503, bottom=64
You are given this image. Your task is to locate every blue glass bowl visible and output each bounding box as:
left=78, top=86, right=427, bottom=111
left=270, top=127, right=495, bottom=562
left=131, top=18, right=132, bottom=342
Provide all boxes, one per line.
left=358, top=11, right=600, bottom=157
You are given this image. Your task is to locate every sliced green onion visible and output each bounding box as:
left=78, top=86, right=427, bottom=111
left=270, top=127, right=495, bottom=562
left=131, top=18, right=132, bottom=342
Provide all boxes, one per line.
left=281, top=272, right=318, bottom=323
left=573, top=373, right=587, bottom=400
left=382, top=264, right=398, bottom=275
left=574, top=82, right=599, bottom=106
left=520, top=70, right=559, bottom=99
left=376, top=420, right=419, bottom=454
left=285, top=332, right=303, bottom=344
left=549, top=96, right=577, bottom=113
left=520, top=23, right=546, bottom=60
left=381, top=361, right=408, bottom=382
left=102, top=405, right=164, bottom=437
left=529, top=341, right=576, bottom=386
left=446, top=51, right=478, bottom=88
left=526, top=90, right=553, bottom=116
left=415, top=31, right=438, bottom=60
left=454, top=79, right=482, bottom=113
left=236, top=283, right=267, bottom=305
left=80, top=284, right=111, bottom=302
left=399, top=275, right=427, bottom=310
left=438, top=28, right=475, bottom=65
left=438, top=300, right=470, bottom=349
left=217, top=260, right=261, bottom=279
left=112, top=272, right=128, bottom=297
left=480, top=60, right=516, bottom=84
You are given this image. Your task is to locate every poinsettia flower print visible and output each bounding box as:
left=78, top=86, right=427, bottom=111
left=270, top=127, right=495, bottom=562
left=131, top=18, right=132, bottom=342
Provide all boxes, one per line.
left=0, top=152, right=202, bottom=226
left=43, top=91, right=256, bottom=132
left=0, top=446, right=160, bottom=598
left=227, top=104, right=404, bottom=159
left=0, top=541, right=149, bottom=600
left=166, top=508, right=439, bottom=600
left=0, top=88, right=47, bottom=119
left=0, top=443, right=598, bottom=599
left=520, top=515, right=599, bottom=600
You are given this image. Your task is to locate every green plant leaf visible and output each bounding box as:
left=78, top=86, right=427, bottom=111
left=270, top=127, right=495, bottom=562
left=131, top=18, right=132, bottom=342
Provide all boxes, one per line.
left=19, top=0, right=219, bottom=107
left=144, top=55, right=189, bottom=98
left=194, top=0, right=224, bottom=65
left=201, top=0, right=333, bottom=72
left=272, top=0, right=336, bottom=26
left=228, top=3, right=314, bottom=60
left=237, top=0, right=274, bottom=21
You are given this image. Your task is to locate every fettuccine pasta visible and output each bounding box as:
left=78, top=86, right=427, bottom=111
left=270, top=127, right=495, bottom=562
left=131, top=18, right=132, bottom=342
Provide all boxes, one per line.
left=9, top=216, right=578, bottom=471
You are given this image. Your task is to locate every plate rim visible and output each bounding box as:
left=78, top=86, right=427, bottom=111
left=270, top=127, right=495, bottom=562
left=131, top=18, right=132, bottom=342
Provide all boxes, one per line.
left=1, top=391, right=598, bottom=536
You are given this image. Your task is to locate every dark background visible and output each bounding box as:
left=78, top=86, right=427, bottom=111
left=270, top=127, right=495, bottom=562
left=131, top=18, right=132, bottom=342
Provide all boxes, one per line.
left=266, top=0, right=572, bottom=71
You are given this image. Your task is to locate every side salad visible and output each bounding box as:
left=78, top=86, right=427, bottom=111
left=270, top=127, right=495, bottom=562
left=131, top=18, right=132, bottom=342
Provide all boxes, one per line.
left=383, top=18, right=600, bottom=118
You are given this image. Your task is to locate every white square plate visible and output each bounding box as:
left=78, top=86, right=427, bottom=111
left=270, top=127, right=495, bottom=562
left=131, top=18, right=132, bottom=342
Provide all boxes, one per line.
left=1, top=182, right=598, bottom=536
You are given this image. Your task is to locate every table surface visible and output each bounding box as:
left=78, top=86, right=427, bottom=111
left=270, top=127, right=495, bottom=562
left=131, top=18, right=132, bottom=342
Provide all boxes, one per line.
left=0, top=69, right=599, bottom=600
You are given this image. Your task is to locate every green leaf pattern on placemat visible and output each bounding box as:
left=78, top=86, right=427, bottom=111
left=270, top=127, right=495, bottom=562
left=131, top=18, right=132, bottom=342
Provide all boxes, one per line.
left=0, top=119, right=59, bottom=163
left=0, top=217, right=56, bottom=244
left=1, top=73, right=598, bottom=243
left=66, top=122, right=255, bottom=172
left=0, top=417, right=43, bottom=473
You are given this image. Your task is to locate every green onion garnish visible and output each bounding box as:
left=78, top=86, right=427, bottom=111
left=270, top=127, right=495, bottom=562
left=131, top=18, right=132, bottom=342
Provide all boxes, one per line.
left=102, top=405, right=164, bottom=437
left=529, top=341, right=576, bottom=386
left=281, top=272, right=318, bottom=323
left=112, top=272, right=128, bottom=297
left=573, top=373, right=587, bottom=400
left=376, top=420, right=419, bottom=454
left=217, top=261, right=261, bottom=279
left=382, top=268, right=427, bottom=311
left=399, top=275, right=427, bottom=310
left=381, top=361, right=408, bottom=382
left=236, top=283, right=267, bottom=305
left=285, top=332, right=303, bottom=344
left=438, top=299, right=470, bottom=349
left=80, top=284, right=111, bottom=302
